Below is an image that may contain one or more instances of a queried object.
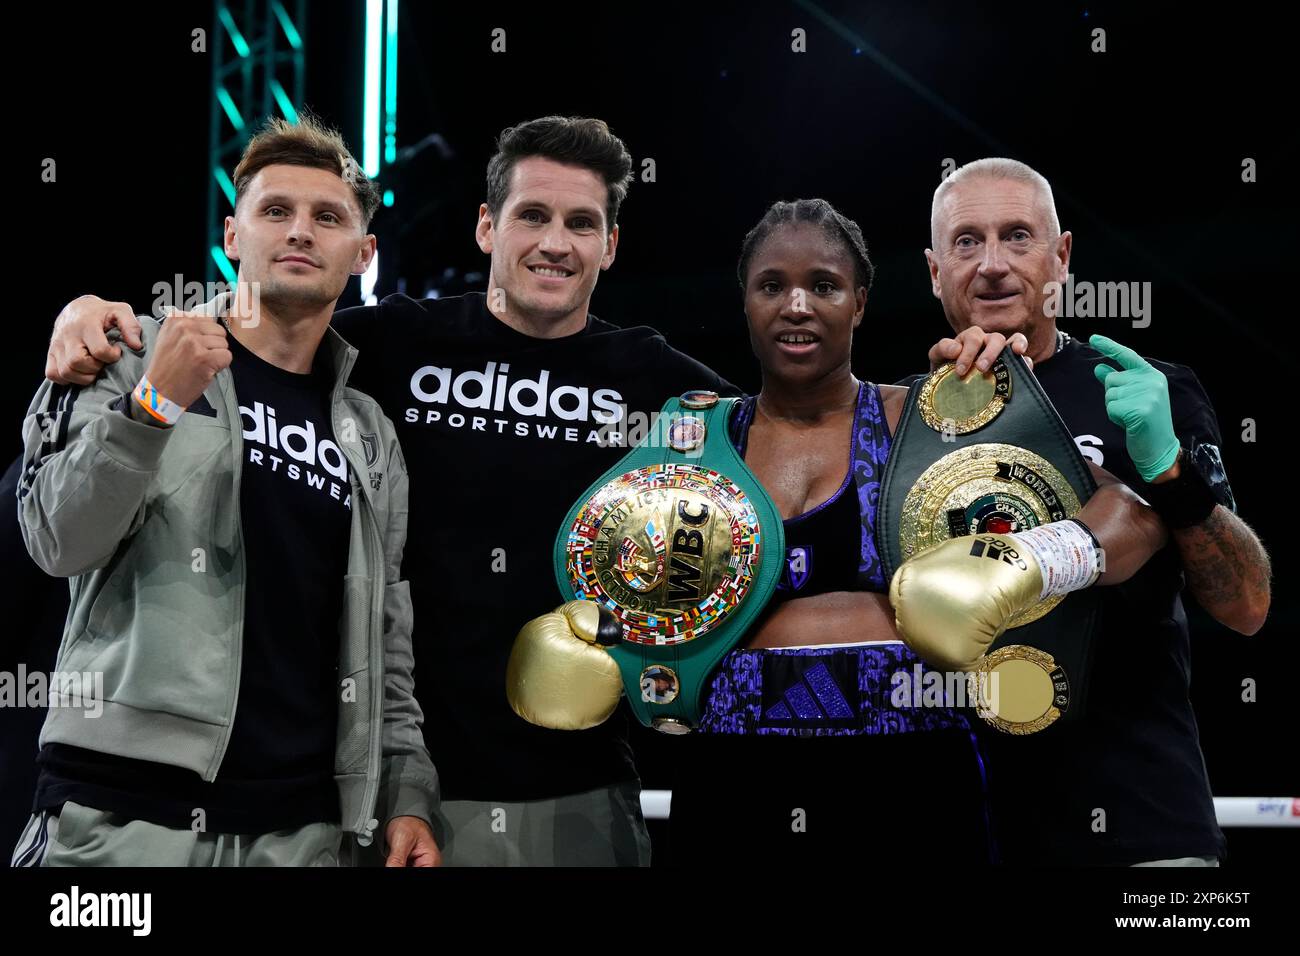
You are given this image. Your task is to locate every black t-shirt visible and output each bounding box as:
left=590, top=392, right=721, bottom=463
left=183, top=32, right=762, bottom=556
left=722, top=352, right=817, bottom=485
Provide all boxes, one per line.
left=904, top=334, right=1231, bottom=864
left=331, top=291, right=735, bottom=800
left=37, top=330, right=351, bottom=833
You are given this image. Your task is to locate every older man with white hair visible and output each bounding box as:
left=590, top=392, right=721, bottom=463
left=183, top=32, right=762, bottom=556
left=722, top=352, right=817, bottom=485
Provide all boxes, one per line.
left=911, top=157, right=1271, bottom=865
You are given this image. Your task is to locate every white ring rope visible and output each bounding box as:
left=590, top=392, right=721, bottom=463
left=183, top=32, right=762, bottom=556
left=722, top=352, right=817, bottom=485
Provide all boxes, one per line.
left=637, top=791, right=1300, bottom=827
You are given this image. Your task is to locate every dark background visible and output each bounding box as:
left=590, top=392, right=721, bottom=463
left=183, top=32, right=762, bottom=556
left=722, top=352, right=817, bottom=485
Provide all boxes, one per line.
left=5, top=1, right=1295, bottom=862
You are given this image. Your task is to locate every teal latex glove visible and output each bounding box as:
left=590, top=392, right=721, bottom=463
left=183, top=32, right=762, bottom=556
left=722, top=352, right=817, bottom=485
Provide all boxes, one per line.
left=1090, top=334, right=1180, bottom=482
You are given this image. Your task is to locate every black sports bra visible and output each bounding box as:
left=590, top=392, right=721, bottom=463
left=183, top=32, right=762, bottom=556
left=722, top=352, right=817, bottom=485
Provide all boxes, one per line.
left=728, top=382, right=894, bottom=600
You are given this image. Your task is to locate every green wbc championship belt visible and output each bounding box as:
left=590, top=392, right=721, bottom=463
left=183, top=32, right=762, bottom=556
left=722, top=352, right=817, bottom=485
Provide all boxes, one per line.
left=877, top=353, right=1101, bottom=735
left=554, top=391, right=785, bottom=733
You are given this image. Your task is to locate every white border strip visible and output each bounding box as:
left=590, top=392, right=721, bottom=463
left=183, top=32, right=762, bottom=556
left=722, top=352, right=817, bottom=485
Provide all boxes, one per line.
left=638, top=790, right=1300, bottom=827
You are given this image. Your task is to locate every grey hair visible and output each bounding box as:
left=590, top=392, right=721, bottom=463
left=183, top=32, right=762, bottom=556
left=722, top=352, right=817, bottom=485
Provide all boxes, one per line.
left=930, top=158, right=1060, bottom=247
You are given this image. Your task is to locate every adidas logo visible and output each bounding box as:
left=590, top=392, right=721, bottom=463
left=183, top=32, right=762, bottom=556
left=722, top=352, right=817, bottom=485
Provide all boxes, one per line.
left=762, top=661, right=855, bottom=723
left=408, top=362, right=624, bottom=423
left=968, top=534, right=1028, bottom=571
left=239, top=401, right=348, bottom=482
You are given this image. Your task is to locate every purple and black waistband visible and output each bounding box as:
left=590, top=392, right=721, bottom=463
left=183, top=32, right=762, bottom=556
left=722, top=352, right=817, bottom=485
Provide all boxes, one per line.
left=698, top=641, right=974, bottom=736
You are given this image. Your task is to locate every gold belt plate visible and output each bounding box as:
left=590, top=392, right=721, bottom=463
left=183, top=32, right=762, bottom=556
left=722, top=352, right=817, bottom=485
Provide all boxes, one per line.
left=900, top=443, right=1082, bottom=627
left=562, top=464, right=765, bottom=646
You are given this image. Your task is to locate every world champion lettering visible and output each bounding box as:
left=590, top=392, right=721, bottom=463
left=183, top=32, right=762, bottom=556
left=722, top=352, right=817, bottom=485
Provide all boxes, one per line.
left=595, top=491, right=664, bottom=562
left=1004, top=461, right=1049, bottom=497
left=1004, top=461, right=1063, bottom=513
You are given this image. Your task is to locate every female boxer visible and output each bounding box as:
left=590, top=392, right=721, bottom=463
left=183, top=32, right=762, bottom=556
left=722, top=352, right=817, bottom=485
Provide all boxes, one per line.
left=668, top=199, right=1157, bottom=865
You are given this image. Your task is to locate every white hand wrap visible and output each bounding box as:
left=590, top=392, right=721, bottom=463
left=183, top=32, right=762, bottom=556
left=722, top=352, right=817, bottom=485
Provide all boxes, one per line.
left=1010, top=519, right=1101, bottom=600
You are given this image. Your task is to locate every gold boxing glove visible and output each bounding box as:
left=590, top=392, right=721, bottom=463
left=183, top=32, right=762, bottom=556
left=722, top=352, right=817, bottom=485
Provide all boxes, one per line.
left=506, top=600, right=624, bottom=731
left=889, top=533, right=1045, bottom=671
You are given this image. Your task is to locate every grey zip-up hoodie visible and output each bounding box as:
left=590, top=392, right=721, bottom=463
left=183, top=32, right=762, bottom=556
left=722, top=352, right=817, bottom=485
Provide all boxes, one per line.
left=17, top=293, right=437, bottom=849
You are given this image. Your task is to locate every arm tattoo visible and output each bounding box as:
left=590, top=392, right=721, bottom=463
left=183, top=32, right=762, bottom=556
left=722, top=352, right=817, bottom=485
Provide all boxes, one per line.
left=1174, top=506, right=1271, bottom=617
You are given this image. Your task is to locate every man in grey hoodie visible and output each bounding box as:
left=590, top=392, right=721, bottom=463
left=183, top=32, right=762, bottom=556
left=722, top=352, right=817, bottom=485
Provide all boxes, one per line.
left=12, top=115, right=439, bottom=867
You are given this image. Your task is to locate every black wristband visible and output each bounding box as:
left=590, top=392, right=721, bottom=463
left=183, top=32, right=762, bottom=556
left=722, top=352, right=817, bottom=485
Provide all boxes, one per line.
left=1067, top=516, right=1102, bottom=552
left=1140, top=451, right=1219, bottom=529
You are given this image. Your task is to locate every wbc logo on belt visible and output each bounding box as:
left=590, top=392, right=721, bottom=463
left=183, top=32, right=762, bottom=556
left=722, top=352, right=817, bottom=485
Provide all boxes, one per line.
left=562, top=463, right=765, bottom=647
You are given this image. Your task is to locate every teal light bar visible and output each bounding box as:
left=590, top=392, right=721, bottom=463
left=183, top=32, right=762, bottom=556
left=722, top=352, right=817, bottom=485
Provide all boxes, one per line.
left=210, top=247, right=238, bottom=284
left=218, top=7, right=251, bottom=58
left=383, top=189, right=394, bottom=207
left=363, top=0, right=383, bottom=176
left=214, top=166, right=236, bottom=206
left=271, top=0, right=303, bottom=49
left=384, top=0, right=398, bottom=165
left=269, top=79, right=299, bottom=123
left=216, top=86, right=246, bottom=130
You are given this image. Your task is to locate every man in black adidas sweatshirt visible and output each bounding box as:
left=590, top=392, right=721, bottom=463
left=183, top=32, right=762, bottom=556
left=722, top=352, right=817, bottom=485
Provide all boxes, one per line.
left=43, top=116, right=732, bottom=866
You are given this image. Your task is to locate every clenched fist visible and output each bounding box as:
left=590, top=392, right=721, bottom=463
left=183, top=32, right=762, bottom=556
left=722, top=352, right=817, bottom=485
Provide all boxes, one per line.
left=145, top=309, right=233, bottom=411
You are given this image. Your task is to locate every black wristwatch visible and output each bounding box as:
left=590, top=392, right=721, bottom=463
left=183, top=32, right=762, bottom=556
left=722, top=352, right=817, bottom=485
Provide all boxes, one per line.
left=1140, top=446, right=1220, bottom=529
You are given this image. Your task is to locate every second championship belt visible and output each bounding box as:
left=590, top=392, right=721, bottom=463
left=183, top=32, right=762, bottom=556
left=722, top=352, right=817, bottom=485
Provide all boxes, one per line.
left=554, top=391, right=785, bottom=734
left=877, top=353, right=1101, bottom=734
